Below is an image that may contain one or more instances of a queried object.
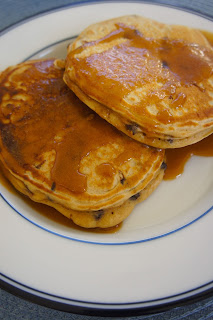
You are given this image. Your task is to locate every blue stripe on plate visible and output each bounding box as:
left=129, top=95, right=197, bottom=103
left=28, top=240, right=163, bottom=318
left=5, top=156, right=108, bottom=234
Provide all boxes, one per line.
left=1, top=192, right=212, bottom=245
left=1, top=271, right=213, bottom=306
left=0, top=0, right=213, bottom=35
left=23, top=36, right=77, bottom=61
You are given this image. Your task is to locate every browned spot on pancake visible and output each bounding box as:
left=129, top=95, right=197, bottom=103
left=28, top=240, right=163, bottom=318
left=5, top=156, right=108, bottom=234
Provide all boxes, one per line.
left=0, top=123, right=22, bottom=163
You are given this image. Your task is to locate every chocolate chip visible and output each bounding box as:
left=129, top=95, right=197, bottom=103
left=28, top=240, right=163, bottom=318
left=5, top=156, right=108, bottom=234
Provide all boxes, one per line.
left=94, top=210, right=104, bottom=221
left=162, top=60, right=169, bottom=68
left=47, top=196, right=53, bottom=202
left=125, top=123, right=138, bottom=135
left=51, top=182, right=56, bottom=191
left=161, top=161, right=167, bottom=170
left=24, top=183, right=33, bottom=195
left=130, top=192, right=140, bottom=201
left=167, top=138, right=173, bottom=144
left=35, top=160, right=46, bottom=169
left=120, top=176, right=126, bottom=185
left=193, top=82, right=205, bottom=92
left=134, top=29, right=142, bottom=37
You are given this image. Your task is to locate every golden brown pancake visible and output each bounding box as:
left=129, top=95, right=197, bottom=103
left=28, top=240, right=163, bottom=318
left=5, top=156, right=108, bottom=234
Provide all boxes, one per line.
left=0, top=59, right=165, bottom=228
left=64, top=15, right=213, bottom=148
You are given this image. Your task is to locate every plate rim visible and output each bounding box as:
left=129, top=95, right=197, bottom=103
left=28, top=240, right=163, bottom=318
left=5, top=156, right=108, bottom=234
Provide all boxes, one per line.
left=1, top=273, right=213, bottom=317
left=1, top=0, right=213, bottom=36
left=1, top=191, right=213, bottom=246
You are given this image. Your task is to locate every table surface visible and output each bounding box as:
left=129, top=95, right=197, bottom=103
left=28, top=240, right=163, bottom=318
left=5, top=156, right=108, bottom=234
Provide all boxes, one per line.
left=0, top=1, right=213, bottom=319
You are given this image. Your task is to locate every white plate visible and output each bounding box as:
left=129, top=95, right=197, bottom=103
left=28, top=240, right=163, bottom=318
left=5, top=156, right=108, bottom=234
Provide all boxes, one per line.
left=0, top=1, right=213, bottom=316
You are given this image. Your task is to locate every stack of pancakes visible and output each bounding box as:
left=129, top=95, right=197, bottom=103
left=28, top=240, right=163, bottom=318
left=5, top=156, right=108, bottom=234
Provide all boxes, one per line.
left=0, top=15, right=213, bottom=228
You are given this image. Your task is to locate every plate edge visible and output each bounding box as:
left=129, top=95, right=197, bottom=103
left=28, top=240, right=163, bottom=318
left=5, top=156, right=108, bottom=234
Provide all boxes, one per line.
left=0, top=0, right=213, bottom=36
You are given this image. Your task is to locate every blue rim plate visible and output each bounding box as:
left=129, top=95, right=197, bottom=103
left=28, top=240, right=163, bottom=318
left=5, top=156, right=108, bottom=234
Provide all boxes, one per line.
left=0, top=1, right=213, bottom=316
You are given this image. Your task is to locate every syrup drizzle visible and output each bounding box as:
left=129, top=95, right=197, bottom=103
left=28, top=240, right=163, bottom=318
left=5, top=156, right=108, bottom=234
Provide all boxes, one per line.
left=164, top=133, right=213, bottom=180
left=0, top=29, right=213, bottom=231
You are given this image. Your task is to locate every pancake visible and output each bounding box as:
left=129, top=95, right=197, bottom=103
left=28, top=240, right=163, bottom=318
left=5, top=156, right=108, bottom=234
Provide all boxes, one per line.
left=64, top=15, right=213, bottom=148
left=0, top=59, right=165, bottom=228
